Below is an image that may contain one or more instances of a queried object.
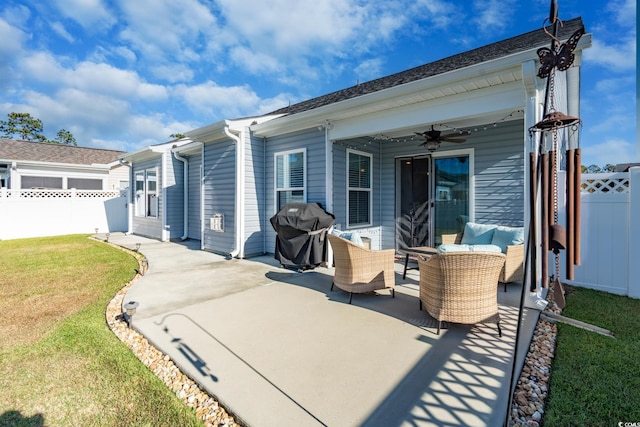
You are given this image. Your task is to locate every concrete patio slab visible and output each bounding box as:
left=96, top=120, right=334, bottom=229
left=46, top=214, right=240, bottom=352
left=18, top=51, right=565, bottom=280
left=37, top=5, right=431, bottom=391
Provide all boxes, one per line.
left=108, top=234, right=539, bottom=426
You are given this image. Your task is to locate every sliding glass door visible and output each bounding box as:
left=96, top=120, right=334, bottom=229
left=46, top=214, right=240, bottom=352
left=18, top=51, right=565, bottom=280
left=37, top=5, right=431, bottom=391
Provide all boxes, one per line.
left=396, top=154, right=469, bottom=250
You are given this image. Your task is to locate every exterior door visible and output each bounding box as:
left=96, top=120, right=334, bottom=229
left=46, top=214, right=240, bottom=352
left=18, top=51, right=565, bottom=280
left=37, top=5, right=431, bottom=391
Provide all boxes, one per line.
left=396, top=156, right=431, bottom=250
left=396, top=154, right=470, bottom=250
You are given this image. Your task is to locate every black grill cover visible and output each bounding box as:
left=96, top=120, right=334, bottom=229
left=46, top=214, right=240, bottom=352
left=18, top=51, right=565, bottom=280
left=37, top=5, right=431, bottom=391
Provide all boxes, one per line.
left=270, top=203, right=335, bottom=269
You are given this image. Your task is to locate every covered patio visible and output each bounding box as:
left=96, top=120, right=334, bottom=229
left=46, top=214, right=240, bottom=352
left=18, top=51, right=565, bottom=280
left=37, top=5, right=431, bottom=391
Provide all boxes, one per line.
left=114, top=233, right=539, bottom=426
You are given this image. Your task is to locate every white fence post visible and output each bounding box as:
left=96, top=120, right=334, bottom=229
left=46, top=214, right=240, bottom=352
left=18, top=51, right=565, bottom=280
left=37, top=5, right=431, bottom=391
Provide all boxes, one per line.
left=628, top=167, right=640, bottom=298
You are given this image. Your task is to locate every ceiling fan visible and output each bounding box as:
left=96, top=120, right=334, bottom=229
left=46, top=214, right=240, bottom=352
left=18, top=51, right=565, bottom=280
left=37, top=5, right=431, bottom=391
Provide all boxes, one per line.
left=415, top=126, right=470, bottom=152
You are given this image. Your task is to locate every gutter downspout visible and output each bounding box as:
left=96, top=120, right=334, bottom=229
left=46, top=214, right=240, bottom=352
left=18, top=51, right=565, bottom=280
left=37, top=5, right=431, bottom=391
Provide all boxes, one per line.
left=172, top=148, right=190, bottom=241
left=161, top=153, right=169, bottom=241
left=224, top=125, right=244, bottom=258
left=118, top=159, right=133, bottom=234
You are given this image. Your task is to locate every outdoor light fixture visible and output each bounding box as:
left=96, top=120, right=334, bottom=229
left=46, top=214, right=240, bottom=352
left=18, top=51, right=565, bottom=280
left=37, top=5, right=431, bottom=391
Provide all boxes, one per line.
left=105, top=232, right=110, bottom=242
left=141, top=257, right=149, bottom=275
left=425, top=140, right=440, bottom=152
left=94, top=228, right=99, bottom=235
left=135, top=242, right=141, bottom=252
left=123, top=300, right=139, bottom=328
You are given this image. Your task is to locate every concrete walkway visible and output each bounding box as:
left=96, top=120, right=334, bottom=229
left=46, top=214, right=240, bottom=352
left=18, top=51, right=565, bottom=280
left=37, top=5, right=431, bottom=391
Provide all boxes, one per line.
left=108, top=234, right=540, bottom=427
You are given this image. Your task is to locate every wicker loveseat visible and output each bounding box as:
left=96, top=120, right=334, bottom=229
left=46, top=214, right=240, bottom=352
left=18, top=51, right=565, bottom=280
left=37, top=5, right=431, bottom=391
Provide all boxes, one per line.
left=327, top=234, right=395, bottom=304
left=441, top=223, right=524, bottom=291
left=418, top=251, right=506, bottom=336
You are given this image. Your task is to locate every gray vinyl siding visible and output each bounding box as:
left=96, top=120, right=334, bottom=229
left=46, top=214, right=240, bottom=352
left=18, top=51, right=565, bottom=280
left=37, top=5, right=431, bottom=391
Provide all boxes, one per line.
left=164, top=154, right=184, bottom=240
left=471, top=120, right=525, bottom=226
left=244, top=132, right=265, bottom=256
left=202, top=139, right=236, bottom=254
left=378, top=119, right=525, bottom=249
left=264, top=127, right=327, bottom=254
left=188, top=153, right=202, bottom=240
left=331, top=138, right=382, bottom=231
left=132, top=156, right=163, bottom=240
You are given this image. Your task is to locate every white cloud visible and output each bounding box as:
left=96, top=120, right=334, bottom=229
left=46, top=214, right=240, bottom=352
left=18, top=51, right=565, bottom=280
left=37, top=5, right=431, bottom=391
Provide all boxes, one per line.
left=608, top=0, right=636, bottom=28
left=50, top=22, right=75, bottom=42
left=0, top=18, right=27, bottom=57
left=472, top=0, right=517, bottom=34
left=581, top=138, right=639, bottom=167
left=1, top=4, right=31, bottom=28
left=52, top=0, right=115, bottom=30
left=117, top=0, right=218, bottom=63
left=229, top=46, right=283, bottom=75
left=354, top=58, right=383, bottom=82
left=19, top=52, right=168, bottom=100
left=584, top=38, right=636, bottom=73
left=175, top=81, right=262, bottom=118
left=151, top=64, right=194, bottom=84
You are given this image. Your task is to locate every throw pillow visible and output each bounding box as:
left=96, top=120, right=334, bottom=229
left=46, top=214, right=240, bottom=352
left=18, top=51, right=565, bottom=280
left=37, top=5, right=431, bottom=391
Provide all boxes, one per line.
left=461, top=222, right=497, bottom=245
left=491, top=226, right=525, bottom=252
left=331, top=229, right=364, bottom=247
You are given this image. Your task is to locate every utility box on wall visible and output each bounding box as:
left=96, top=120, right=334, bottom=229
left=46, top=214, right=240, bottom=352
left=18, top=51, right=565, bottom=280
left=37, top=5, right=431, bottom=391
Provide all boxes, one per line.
left=210, top=213, right=224, bottom=232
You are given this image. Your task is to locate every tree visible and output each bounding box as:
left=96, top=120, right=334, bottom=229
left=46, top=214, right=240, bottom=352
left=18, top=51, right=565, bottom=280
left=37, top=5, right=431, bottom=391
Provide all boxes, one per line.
left=0, top=112, right=77, bottom=145
left=53, top=129, right=77, bottom=146
left=169, top=133, right=186, bottom=139
left=0, top=112, right=47, bottom=142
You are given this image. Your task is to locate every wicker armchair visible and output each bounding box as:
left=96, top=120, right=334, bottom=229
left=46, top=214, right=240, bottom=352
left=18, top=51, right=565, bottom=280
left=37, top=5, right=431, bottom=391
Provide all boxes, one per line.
left=441, top=232, right=524, bottom=290
left=327, top=234, right=396, bottom=304
left=418, top=252, right=506, bottom=336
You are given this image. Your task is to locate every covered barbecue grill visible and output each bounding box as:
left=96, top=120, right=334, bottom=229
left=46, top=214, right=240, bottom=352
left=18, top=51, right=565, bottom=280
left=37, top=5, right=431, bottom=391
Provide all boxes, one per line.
left=270, top=202, right=335, bottom=270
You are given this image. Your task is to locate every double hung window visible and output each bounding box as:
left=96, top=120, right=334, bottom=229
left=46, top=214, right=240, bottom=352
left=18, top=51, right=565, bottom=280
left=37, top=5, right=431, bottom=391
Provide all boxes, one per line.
left=347, top=150, right=372, bottom=227
left=275, top=150, right=305, bottom=210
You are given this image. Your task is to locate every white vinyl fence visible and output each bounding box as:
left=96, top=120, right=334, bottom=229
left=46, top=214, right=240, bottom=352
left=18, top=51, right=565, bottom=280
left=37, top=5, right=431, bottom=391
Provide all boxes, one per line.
left=0, top=189, right=128, bottom=240
left=568, top=167, right=640, bottom=298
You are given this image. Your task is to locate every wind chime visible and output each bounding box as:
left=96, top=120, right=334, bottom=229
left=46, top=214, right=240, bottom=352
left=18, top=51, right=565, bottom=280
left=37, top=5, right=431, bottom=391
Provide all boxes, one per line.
left=528, top=0, right=584, bottom=308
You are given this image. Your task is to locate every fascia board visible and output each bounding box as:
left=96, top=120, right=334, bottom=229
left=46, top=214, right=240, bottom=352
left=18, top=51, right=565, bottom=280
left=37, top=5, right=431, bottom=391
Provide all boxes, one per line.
left=8, top=159, right=110, bottom=171
left=252, top=36, right=592, bottom=138
left=172, top=141, right=203, bottom=155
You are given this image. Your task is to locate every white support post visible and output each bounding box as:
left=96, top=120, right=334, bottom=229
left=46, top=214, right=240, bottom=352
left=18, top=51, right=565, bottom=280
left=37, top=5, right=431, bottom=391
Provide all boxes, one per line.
left=628, top=167, right=640, bottom=298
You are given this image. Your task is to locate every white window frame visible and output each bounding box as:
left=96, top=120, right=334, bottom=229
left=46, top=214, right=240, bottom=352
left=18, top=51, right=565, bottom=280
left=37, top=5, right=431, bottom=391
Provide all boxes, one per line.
left=274, top=149, right=306, bottom=211
left=346, top=149, right=373, bottom=228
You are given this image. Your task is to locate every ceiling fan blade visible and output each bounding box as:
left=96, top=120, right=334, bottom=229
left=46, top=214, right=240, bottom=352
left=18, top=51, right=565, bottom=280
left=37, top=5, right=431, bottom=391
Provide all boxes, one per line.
left=440, top=138, right=467, bottom=143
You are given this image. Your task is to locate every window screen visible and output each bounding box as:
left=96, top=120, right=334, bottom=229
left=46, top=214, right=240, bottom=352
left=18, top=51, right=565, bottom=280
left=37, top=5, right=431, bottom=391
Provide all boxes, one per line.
left=67, top=178, right=102, bottom=190
left=21, top=176, right=63, bottom=189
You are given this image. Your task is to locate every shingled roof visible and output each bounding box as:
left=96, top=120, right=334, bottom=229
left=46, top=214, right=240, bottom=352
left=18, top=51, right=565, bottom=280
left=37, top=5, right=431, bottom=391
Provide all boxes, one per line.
left=267, top=17, right=584, bottom=116
left=0, top=138, right=124, bottom=165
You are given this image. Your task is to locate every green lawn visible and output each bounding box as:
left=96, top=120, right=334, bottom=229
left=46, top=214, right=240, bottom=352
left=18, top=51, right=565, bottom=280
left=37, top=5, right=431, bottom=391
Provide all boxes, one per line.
left=543, top=286, right=640, bottom=426
left=0, top=235, right=202, bottom=427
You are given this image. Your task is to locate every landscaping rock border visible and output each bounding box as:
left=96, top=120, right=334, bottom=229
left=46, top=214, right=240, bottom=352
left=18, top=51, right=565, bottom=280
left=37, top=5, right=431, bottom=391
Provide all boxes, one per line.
left=508, top=288, right=563, bottom=427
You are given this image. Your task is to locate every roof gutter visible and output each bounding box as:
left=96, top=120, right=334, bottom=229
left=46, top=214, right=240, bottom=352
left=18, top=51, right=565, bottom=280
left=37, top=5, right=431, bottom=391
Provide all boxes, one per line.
left=224, top=125, right=244, bottom=258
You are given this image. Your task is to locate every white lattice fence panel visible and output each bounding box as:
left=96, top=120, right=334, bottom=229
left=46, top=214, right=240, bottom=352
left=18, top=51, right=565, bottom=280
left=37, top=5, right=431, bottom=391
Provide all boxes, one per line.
left=581, top=173, right=630, bottom=194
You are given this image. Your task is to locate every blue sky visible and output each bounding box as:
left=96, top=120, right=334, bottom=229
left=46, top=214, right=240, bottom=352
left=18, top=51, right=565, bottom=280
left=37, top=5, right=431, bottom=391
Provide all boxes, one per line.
left=0, top=0, right=636, bottom=167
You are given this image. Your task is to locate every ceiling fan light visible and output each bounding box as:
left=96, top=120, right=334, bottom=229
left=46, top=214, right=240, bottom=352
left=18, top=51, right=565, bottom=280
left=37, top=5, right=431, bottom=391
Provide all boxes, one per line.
left=426, top=140, right=440, bottom=152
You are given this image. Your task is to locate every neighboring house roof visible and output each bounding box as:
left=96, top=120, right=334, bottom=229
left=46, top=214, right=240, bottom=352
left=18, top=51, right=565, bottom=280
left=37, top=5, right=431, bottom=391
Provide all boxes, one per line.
left=267, top=17, right=584, bottom=117
left=0, top=138, right=124, bottom=165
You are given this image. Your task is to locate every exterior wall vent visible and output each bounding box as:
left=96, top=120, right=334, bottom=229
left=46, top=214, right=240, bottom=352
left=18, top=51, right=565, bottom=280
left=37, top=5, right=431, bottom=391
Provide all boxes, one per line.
left=210, top=213, right=224, bottom=232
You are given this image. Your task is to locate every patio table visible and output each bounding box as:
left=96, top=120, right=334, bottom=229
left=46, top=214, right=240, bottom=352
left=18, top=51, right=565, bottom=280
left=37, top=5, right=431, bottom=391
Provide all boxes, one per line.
left=400, top=246, right=437, bottom=279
